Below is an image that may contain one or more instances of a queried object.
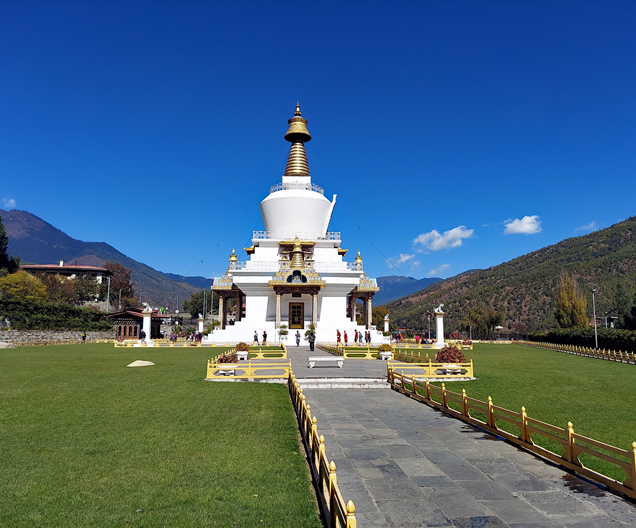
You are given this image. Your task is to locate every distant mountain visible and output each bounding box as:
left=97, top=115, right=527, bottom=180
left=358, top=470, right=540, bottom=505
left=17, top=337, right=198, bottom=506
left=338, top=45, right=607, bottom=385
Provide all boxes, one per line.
left=164, top=273, right=214, bottom=290
left=375, top=276, right=442, bottom=305
left=384, top=217, right=636, bottom=333
left=1, top=209, right=200, bottom=308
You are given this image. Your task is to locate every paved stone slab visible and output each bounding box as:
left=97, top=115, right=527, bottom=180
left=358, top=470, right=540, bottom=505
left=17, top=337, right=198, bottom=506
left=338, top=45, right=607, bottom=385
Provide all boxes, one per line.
left=302, top=387, right=636, bottom=527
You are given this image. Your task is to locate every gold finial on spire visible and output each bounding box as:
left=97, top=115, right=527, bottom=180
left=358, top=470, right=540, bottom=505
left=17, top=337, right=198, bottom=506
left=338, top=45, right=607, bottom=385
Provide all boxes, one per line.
left=229, top=248, right=238, bottom=262
left=355, top=250, right=363, bottom=264
left=284, top=102, right=311, bottom=176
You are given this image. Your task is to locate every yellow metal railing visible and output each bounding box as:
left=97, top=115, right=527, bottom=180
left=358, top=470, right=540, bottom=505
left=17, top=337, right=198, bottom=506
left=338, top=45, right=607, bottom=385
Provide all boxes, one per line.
left=206, top=359, right=291, bottom=380
left=523, top=341, right=636, bottom=365
left=15, top=339, right=113, bottom=347
left=387, top=368, right=636, bottom=500
left=396, top=339, right=473, bottom=350
left=318, top=343, right=378, bottom=359
left=388, top=360, right=474, bottom=379
left=289, top=371, right=356, bottom=528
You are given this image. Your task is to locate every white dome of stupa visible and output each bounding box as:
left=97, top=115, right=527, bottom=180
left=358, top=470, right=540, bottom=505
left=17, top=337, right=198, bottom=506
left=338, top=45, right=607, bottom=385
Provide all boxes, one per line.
left=259, top=103, right=336, bottom=240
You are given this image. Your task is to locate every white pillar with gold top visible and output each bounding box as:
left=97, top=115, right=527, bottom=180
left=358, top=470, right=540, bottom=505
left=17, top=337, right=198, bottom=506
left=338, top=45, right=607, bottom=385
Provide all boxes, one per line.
left=312, top=293, right=318, bottom=327
left=435, top=311, right=446, bottom=348
left=142, top=307, right=153, bottom=345
left=218, top=296, right=224, bottom=329
left=366, top=298, right=372, bottom=329
left=276, top=293, right=281, bottom=328
left=198, top=317, right=204, bottom=333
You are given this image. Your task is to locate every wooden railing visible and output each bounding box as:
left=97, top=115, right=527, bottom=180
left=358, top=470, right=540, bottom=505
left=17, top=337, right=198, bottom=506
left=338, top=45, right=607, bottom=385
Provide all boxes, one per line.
left=523, top=341, right=636, bottom=364
left=289, top=370, right=357, bottom=528
left=387, top=368, right=636, bottom=500
left=388, top=360, right=474, bottom=379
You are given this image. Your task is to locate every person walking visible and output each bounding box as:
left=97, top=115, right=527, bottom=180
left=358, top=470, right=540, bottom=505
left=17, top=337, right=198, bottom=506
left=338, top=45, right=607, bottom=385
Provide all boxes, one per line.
left=354, top=330, right=358, bottom=344
left=254, top=331, right=259, bottom=345
left=308, top=331, right=315, bottom=351
left=337, top=330, right=341, bottom=345
left=81, top=331, right=86, bottom=344
left=295, top=331, right=301, bottom=346
left=263, top=330, right=267, bottom=345
left=344, top=331, right=348, bottom=346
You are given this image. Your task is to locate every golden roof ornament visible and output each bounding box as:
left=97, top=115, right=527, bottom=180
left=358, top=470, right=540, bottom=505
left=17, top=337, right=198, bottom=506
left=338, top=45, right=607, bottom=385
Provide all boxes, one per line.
left=283, top=102, right=311, bottom=177
left=354, top=250, right=364, bottom=270
left=229, top=248, right=238, bottom=262
left=290, top=237, right=305, bottom=269
left=227, top=248, right=238, bottom=272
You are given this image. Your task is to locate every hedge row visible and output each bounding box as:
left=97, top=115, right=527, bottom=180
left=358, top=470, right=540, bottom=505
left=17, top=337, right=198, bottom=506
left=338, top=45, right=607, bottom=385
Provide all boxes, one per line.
left=528, top=327, right=636, bottom=353
left=0, top=299, right=112, bottom=331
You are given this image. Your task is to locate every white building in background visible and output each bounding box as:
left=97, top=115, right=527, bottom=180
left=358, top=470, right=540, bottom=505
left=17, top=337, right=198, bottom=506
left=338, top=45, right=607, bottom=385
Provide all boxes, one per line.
left=207, top=104, right=385, bottom=345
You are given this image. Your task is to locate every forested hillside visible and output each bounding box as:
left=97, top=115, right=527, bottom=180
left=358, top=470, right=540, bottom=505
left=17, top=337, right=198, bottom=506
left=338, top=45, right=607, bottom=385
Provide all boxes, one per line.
left=385, top=217, right=636, bottom=334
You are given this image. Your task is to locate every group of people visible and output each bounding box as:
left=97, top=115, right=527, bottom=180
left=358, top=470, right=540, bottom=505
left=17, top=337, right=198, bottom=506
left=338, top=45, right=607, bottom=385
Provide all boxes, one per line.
left=294, top=330, right=316, bottom=350
left=336, top=329, right=373, bottom=346
left=253, top=330, right=267, bottom=345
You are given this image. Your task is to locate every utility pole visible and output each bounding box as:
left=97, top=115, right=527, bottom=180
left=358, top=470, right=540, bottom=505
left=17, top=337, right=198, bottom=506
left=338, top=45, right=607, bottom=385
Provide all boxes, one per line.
left=592, top=287, right=598, bottom=349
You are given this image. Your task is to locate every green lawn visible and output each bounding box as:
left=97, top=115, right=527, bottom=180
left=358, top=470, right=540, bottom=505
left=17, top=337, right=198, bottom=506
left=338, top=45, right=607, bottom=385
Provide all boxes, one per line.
left=0, top=344, right=321, bottom=527
left=430, top=343, right=636, bottom=481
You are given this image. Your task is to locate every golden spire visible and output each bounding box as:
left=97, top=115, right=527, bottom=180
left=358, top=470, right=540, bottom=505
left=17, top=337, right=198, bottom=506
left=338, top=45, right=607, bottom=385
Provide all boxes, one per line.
left=229, top=248, right=238, bottom=262
left=290, top=237, right=305, bottom=269
left=284, top=102, right=311, bottom=177
left=355, top=251, right=363, bottom=264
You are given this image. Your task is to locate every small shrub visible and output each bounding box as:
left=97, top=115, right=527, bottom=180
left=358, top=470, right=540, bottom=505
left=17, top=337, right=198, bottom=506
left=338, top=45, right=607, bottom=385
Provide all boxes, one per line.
left=378, top=344, right=393, bottom=352
left=236, top=342, right=251, bottom=352
left=462, top=340, right=472, bottom=345
left=435, top=345, right=466, bottom=364
left=217, top=352, right=238, bottom=363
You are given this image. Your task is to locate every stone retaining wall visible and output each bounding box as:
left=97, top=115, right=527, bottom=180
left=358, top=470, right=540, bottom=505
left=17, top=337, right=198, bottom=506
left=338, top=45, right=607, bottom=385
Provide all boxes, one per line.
left=0, top=330, right=115, bottom=345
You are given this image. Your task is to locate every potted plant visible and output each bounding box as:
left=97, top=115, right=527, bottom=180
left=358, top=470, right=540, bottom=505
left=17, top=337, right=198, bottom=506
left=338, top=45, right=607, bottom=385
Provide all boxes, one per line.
left=278, top=324, right=288, bottom=342
left=434, top=345, right=466, bottom=375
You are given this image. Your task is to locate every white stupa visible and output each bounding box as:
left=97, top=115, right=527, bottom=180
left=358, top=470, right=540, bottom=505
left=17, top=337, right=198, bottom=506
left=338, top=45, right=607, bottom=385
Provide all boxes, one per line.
left=207, top=104, right=384, bottom=345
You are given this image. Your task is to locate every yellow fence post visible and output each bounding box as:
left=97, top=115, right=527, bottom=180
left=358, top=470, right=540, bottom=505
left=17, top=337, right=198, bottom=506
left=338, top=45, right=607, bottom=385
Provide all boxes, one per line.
left=487, top=396, right=495, bottom=428
left=346, top=500, right=357, bottom=528
left=565, top=422, right=575, bottom=464
left=520, top=406, right=528, bottom=443
left=629, top=442, right=636, bottom=492
left=425, top=379, right=431, bottom=400
left=461, top=389, right=468, bottom=417
left=441, top=383, right=447, bottom=408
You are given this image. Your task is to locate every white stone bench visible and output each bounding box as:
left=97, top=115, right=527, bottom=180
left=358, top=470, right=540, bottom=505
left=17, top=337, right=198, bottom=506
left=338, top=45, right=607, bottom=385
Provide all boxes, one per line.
left=435, top=364, right=463, bottom=375
left=237, top=351, right=249, bottom=361
left=216, top=364, right=237, bottom=376
left=379, top=351, right=392, bottom=360
left=308, top=357, right=344, bottom=368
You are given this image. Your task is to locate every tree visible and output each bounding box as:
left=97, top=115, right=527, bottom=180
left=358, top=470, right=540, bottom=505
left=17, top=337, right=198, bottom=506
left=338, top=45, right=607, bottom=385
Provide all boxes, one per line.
left=0, top=270, right=47, bottom=302
left=36, top=273, right=77, bottom=304
left=104, top=262, right=135, bottom=309
left=614, top=281, right=633, bottom=329
left=0, top=215, right=19, bottom=277
left=75, top=274, right=101, bottom=303
left=183, top=290, right=218, bottom=317
left=554, top=274, right=588, bottom=328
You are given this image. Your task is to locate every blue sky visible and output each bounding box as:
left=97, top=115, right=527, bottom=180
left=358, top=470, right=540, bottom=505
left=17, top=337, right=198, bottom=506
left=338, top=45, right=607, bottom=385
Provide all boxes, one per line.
left=1, top=1, right=635, bottom=282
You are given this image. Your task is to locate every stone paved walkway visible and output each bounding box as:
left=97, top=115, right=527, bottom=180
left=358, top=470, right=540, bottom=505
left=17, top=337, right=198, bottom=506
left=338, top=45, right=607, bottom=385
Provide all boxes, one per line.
left=292, top=346, right=636, bottom=527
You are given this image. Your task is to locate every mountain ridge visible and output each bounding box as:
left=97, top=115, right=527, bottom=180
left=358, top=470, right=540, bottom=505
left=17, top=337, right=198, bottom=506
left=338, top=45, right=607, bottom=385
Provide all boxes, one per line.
left=384, top=216, right=636, bottom=334
left=1, top=209, right=202, bottom=308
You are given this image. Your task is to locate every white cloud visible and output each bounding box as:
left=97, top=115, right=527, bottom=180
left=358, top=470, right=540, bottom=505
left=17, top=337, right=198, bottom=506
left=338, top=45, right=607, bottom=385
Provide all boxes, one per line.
left=575, top=221, right=598, bottom=232
left=411, top=261, right=421, bottom=269
left=427, top=263, right=450, bottom=277
left=413, top=225, right=474, bottom=251
left=3, top=198, right=16, bottom=209
left=504, top=215, right=542, bottom=235
left=386, top=253, right=415, bottom=269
